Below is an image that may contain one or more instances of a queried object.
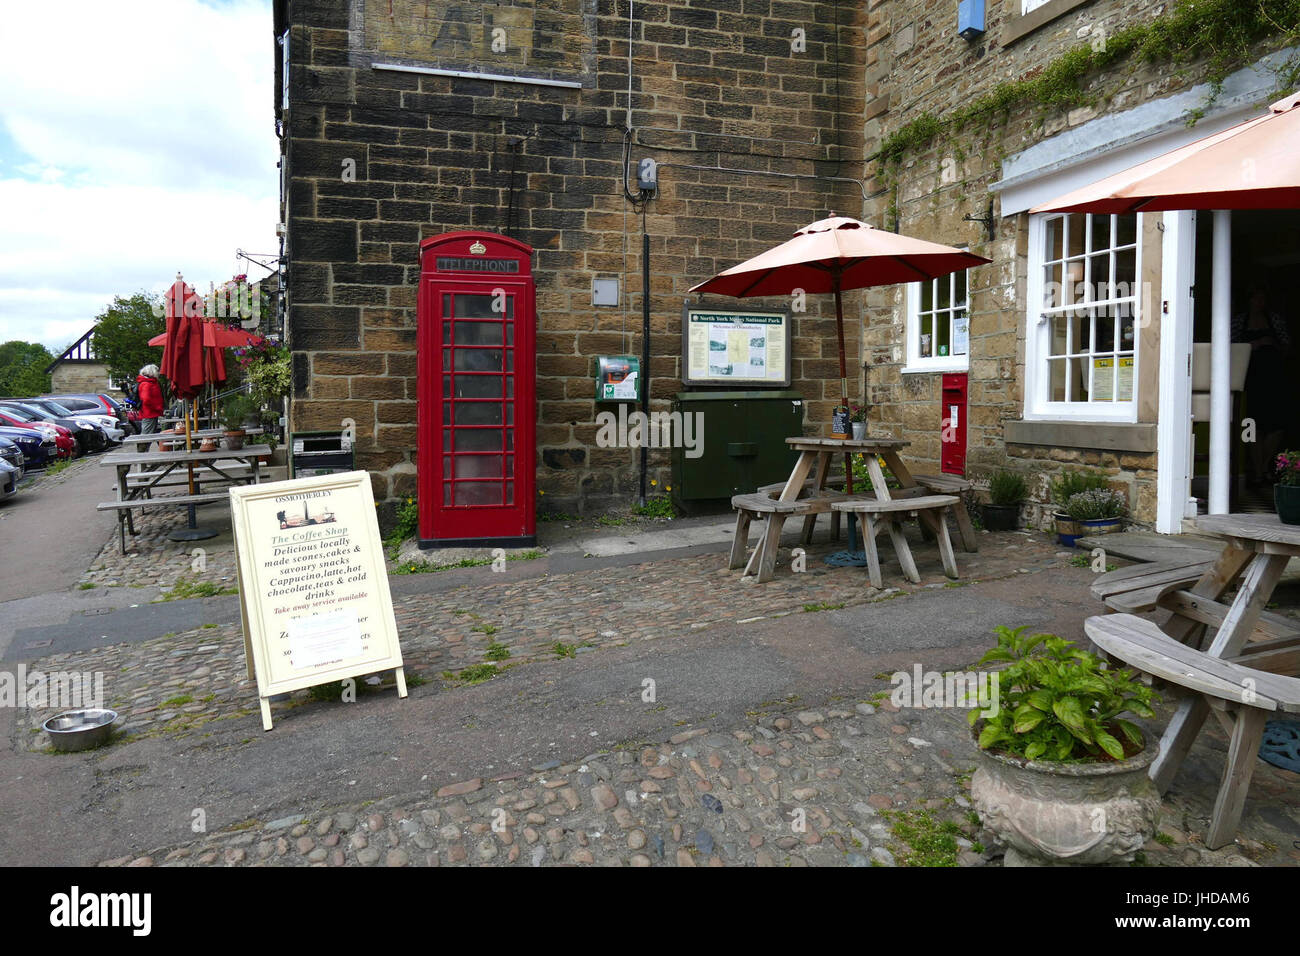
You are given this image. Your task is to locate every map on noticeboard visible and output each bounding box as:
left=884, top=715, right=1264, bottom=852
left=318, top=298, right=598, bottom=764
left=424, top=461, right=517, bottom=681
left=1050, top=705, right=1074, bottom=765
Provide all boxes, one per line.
left=682, top=305, right=791, bottom=387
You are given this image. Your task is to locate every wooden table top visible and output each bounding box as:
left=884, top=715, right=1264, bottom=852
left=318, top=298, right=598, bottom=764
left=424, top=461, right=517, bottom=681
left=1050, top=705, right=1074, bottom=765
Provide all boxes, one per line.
left=786, top=437, right=910, bottom=451
left=1190, top=513, right=1300, bottom=552
left=102, top=445, right=270, bottom=467
left=118, top=427, right=264, bottom=444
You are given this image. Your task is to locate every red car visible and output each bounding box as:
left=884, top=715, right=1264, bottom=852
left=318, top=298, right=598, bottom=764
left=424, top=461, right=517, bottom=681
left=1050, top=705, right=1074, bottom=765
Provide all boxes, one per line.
left=0, top=410, right=76, bottom=458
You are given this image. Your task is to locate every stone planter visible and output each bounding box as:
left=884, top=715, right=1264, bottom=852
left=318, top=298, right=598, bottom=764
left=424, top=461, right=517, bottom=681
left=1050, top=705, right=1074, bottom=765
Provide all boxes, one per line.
left=971, top=733, right=1160, bottom=866
left=223, top=429, right=246, bottom=451
left=1276, top=484, right=1300, bottom=525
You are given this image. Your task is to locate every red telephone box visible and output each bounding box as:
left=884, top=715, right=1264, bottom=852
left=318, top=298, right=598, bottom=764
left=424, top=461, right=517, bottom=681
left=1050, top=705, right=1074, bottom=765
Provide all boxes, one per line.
left=417, top=231, right=536, bottom=547
left=941, top=372, right=968, bottom=476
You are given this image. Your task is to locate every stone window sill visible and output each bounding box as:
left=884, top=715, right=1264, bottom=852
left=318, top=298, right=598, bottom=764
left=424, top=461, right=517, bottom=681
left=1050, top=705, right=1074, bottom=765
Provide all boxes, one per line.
left=1004, top=419, right=1156, bottom=453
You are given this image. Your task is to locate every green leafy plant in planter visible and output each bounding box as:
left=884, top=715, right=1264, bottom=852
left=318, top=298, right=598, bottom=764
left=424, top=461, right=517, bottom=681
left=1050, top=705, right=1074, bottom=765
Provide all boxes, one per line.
left=1274, top=450, right=1300, bottom=525
left=971, top=625, right=1156, bottom=762
left=981, top=470, right=1026, bottom=532
left=222, top=396, right=258, bottom=449
left=968, top=625, right=1162, bottom=865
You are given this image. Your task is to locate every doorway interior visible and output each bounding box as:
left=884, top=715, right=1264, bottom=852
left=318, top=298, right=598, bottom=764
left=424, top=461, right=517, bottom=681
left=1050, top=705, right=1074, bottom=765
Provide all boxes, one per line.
left=1187, top=209, right=1300, bottom=513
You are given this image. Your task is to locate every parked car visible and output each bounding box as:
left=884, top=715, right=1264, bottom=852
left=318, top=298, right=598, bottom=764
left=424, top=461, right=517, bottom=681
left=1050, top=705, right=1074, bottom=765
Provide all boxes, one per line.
left=50, top=392, right=131, bottom=428
left=20, top=398, right=123, bottom=444
left=0, top=408, right=76, bottom=458
left=0, top=436, right=24, bottom=479
left=0, top=426, right=55, bottom=467
left=0, top=401, right=101, bottom=454
left=0, top=456, right=19, bottom=501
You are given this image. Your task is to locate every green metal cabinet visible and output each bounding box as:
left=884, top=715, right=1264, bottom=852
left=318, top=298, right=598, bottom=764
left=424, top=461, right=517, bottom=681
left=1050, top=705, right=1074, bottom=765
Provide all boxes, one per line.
left=670, top=390, right=804, bottom=512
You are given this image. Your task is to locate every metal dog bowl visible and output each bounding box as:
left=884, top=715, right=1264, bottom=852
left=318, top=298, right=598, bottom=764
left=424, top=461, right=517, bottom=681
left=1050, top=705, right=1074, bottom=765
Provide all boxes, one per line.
left=42, top=708, right=118, bottom=752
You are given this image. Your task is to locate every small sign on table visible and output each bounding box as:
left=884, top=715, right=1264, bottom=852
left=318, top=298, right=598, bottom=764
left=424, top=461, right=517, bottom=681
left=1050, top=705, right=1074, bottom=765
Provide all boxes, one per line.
left=229, top=471, right=407, bottom=730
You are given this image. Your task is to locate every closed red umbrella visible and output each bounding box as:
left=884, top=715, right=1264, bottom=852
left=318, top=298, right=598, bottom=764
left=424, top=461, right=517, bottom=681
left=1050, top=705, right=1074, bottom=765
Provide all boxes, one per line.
left=159, top=278, right=207, bottom=400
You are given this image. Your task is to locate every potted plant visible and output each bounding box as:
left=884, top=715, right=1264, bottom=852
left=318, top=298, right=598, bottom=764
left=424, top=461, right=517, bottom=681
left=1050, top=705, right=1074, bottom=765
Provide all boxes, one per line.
left=1064, top=488, right=1126, bottom=536
left=969, top=625, right=1161, bottom=865
left=1275, top=451, right=1300, bottom=525
left=222, top=396, right=255, bottom=450
left=849, top=403, right=868, bottom=440
left=982, top=470, right=1025, bottom=531
left=1049, top=470, right=1109, bottom=546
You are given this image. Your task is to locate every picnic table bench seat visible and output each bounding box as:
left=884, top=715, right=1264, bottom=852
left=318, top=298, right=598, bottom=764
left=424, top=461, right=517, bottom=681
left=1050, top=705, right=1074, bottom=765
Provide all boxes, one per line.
left=833, top=494, right=960, bottom=587
left=1085, top=612, right=1300, bottom=848
left=98, top=492, right=230, bottom=552
left=910, top=473, right=978, bottom=553
left=729, top=490, right=866, bottom=582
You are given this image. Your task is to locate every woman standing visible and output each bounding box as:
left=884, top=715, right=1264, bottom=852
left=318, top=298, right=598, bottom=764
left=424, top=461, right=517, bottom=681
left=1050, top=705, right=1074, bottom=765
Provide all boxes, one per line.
left=135, top=364, right=164, bottom=450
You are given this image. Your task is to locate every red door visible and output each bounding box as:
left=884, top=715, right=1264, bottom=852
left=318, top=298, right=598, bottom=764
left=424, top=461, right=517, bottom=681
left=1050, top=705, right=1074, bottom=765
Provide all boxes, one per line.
left=417, top=233, right=535, bottom=546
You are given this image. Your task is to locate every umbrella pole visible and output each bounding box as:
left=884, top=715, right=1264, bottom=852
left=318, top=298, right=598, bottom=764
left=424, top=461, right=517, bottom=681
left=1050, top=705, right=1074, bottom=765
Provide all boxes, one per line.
left=834, top=282, right=859, bottom=553
left=168, top=397, right=217, bottom=542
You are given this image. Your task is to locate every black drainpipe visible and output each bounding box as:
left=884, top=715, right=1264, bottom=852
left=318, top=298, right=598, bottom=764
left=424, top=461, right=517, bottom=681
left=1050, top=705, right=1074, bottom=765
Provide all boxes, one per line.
left=638, top=226, right=650, bottom=507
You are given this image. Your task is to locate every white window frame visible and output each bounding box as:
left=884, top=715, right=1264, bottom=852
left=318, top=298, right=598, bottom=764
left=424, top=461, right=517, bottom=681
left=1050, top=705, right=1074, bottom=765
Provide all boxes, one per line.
left=1023, top=212, right=1142, bottom=423
left=1021, top=0, right=1052, bottom=13
left=903, top=261, right=971, bottom=374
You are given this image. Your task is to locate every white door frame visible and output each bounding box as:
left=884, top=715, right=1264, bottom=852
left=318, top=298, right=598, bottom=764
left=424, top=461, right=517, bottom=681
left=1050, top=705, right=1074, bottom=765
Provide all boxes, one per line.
left=1156, top=210, right=1197, bottom=533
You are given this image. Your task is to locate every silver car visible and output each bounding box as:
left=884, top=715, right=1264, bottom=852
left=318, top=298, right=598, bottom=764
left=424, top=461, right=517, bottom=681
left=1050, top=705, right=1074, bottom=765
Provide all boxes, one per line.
left=0, top=456, right=19, bottom=500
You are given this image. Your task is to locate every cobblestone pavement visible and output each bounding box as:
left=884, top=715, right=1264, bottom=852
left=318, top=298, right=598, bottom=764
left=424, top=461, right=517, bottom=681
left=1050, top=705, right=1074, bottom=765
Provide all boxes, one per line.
left=11, top=523, right=1298, bottom=867
left=96, top=695, right=1299, bottom=868
left=23, top=531, right=1058, bottom=748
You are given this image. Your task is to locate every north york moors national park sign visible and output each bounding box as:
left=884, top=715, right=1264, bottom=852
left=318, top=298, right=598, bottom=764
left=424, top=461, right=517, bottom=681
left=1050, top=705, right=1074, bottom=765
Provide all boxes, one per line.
left=229, top=472, right=407, bottom=730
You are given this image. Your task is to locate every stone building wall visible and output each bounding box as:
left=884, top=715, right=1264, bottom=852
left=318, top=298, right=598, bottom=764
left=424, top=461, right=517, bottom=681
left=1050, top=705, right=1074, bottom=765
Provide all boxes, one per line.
left=278, top=0, right=866, bottom=522
left=855, top=0, right=1281, bottom=527
left=50, top=364, right=111, bottom=395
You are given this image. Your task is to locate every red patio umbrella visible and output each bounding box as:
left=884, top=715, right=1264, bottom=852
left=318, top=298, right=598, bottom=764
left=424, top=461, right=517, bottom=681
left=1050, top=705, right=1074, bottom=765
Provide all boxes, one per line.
left=689, top=215, right=990, bottom=413
left=1031, top=91, right=1300, bottom=214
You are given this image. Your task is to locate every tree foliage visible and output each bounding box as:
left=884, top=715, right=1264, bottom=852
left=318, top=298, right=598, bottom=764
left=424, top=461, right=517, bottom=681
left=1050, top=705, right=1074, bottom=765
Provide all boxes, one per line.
left=93, top=293, right=165, bottom=387
left=0, top=341, right=55, bottom=396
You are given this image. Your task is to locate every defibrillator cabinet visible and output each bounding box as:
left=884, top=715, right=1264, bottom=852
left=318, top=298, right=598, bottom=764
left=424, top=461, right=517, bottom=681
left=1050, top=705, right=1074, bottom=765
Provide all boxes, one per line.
left=417, top=231, right=536, bottom=547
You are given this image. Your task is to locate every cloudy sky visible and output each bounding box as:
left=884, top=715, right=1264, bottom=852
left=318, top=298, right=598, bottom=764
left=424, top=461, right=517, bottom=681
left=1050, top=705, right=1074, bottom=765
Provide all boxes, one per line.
left=0, top=0, right=278, bottom=354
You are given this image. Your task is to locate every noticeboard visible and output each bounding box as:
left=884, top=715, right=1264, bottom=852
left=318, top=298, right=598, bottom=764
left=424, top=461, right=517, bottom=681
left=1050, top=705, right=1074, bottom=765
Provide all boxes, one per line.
left=681, top=303, right=791, bottom=387
left=229, top=471, right=407, bottom=730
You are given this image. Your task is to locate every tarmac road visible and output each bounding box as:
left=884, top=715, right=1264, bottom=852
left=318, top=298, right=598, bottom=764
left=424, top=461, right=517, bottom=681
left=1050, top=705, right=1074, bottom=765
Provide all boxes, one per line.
left=0, top=458, right=117, bottom=605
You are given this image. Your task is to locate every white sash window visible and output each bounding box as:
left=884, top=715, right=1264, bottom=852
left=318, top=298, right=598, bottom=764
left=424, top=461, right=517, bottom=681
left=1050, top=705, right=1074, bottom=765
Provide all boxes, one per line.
left=1024, top=212, right=1141, bottom=421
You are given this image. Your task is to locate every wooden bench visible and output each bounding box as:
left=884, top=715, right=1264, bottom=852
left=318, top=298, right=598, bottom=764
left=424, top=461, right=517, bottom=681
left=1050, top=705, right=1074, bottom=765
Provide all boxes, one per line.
left=730, top=491, right=861, bottom=582
left=911, top=473, right=978, bottom=553
left=97, top=493, right=230, bottom=554
left=1085, top=612, right=1300, bottom=848
left=1090, top=559, right=1217, bottom=614
left=833, top=494, right=960, bottom=587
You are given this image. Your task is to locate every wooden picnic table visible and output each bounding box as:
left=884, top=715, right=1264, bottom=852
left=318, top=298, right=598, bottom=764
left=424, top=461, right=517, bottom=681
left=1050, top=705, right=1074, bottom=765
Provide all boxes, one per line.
left=98, top=444, right=270, bottom=553
left=1087, top=512, right=1300, bottom=847
left=730, top=436, right=977, bottom=583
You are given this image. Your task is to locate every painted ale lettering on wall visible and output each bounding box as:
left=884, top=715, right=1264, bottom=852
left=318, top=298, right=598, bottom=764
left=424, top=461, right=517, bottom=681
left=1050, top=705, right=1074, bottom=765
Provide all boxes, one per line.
left=366, top=0, right=590, bottom=77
